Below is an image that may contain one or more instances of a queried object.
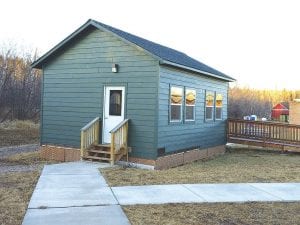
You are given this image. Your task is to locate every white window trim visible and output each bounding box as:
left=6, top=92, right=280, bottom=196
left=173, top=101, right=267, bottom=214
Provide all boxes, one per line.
left=185, top=88, right=196, bottom=122
left=170, top=86, right=183, bottom=122
left=205, top=91, right=215, bottom=121
left=215, top=93, right=223, bottom=120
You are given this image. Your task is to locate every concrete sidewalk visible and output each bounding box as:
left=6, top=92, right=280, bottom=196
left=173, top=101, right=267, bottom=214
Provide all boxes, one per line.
left=112, top=183, right=300, bottom=205
left=22, top=161, right=130, bottom=225
left=23, top=161, right=300, bottom=224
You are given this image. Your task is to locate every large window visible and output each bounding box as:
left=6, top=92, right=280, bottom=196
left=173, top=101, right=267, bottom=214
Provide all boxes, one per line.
left=170, top=86, right=183, bottom=122
left=205, top=91, right=215, bottom=120
left=215, top=94, right=223, bottom=120
left=185, top=89, right=196, bottom=121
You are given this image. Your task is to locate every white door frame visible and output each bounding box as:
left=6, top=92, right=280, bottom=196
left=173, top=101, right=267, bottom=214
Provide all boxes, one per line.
left=102, top=86, right=125, bottom=143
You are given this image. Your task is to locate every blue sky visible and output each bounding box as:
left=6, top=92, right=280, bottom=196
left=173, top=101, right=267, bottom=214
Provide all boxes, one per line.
left=1, top=0, right=299, bottom=89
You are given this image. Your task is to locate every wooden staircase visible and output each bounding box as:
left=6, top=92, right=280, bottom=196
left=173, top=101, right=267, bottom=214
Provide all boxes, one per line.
left=84, top=144, right=111, bottom=162
left=80, top=117, right=129, bottom=165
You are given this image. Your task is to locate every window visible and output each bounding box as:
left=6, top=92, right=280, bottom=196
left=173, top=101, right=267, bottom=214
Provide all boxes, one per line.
left=216, top=94, right=223, bottom=120
left=185, top=89, right=196, bottom=121
left=109, top=90, right=122, bottom=116
left=170, top=86, right=183, bottom=122
left=205, top=91, right=214, bottom=120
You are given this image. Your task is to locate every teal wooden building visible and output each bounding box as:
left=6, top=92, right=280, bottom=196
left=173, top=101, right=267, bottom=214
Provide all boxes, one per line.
left=32, top=19, right=235, bottom=169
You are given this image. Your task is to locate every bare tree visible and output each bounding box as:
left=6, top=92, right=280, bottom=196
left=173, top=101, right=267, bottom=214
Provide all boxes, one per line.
left=0, top=45, right=41, bottom=121
left=228, top=85, right=298, bottom=119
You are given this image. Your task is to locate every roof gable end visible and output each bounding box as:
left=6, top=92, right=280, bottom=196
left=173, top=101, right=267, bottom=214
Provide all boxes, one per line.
left=32, top=19, right=235, bottom=82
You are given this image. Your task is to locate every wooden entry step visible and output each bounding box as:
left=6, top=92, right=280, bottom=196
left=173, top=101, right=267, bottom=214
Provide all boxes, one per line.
left=88, top=149, right=112, bottom=155
left=84, top=143, right=112, bottom=163
left=94, top=143, right=110, bottom=148
left=84, top=155, right=111, bottom=161
left=93, top=144, right=111, bottom=150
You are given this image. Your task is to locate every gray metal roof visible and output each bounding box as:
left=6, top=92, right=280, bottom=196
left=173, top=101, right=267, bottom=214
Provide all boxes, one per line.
left=32, top=19, right=235, bottom=81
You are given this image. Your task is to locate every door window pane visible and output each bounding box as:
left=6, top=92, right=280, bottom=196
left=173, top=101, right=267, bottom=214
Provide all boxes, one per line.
left=109, top=90, right=122, bottom=116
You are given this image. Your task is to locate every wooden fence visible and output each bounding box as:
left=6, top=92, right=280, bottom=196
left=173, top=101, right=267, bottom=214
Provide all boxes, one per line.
left=227, top=119, right=300, bottom=149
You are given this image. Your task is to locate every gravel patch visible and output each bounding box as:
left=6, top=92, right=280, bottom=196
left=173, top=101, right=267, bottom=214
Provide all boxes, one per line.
left=0, top=144, right=39, bottom=159
left=0, top=144, right=41, bottom=174
left=0, top=162, right=43, bottom=174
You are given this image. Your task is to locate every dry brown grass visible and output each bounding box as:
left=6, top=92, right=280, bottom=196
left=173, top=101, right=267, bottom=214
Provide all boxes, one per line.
left=101, top=150, right=300, bottom=186
left=0, top=171, right=40, bottom=225
left=123, top=202, right=300, bottom=225
left=0, top=120, right=39, bottom=147
left=0, top=151, right=56, bottom=225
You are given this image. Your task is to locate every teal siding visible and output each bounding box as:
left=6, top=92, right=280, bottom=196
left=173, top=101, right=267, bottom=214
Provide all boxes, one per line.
left=42, top=27, right=159, bottom=159
left=157, top=65, right=228, bottom=153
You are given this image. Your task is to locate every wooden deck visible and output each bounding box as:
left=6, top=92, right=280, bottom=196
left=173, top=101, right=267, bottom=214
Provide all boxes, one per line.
left=227, top=119, right=300, bottom=150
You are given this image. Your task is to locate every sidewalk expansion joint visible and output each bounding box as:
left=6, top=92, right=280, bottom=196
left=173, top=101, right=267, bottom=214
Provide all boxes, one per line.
left=28, top=203, right=119, bottom=210
left=181, top=184, right=207, bottom=201
left=248, top=184, right=284, bottom=201
left=110, top=187, right=121, bottom=205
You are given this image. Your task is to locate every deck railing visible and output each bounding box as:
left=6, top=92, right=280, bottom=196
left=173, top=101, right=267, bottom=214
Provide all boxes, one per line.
left=80, top=117, right=100, bottom=158
left=110, top=119, right=129, bottom=165
left=227, top=119, right=300, bottom=147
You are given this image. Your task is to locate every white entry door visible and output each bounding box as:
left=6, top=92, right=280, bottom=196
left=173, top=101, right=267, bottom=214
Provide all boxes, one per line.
left=103, top=86, right=125, bottom=143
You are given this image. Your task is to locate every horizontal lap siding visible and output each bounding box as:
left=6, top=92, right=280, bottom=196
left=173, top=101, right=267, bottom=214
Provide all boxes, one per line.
left=42, top=27, right=158, bottom=159
left=158, top=65, right=228, bottom=153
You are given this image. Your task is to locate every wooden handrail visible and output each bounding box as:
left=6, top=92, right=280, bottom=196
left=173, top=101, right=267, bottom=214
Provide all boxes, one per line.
left=227, top=119, right=300, bottom=147
left=81, top=117, right=100, bottom=131
left=80, top=117, right=100, bottom=159
left=110, top=119, right=129, bottom=133
left=110, top=119, right=129, bottom=165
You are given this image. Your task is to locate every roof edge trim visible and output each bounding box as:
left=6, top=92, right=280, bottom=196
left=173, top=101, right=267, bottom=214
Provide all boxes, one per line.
left=160, top=60, right=235, bottom=82
left=31, top=19, right=94, bottom=69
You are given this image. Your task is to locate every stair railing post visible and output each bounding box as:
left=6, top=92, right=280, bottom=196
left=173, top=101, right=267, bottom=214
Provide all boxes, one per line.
left=95, top=120, right=99, bottom=145
left=110, top=133, right=115, bottom=166
left=80, top=130, right=85, bottom=160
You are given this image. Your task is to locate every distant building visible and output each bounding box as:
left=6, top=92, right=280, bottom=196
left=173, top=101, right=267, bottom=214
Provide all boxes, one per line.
left=271, top=102, right=289, bottom=122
